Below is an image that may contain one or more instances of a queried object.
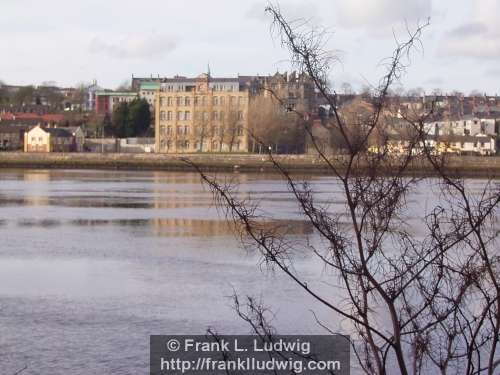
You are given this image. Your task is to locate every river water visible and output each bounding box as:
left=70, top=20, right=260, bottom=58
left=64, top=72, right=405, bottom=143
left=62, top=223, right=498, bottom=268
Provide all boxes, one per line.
left=0, top=169, right=345, bottom=375
left=0, top=169, right=497, bottom=374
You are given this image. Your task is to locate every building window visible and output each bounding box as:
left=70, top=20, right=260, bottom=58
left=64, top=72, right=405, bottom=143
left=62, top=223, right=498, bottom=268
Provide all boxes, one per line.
left=212, top=141, right=218, bottom=150
left=177, top=126, right=182, bottom=134
left=220, top=97, right=225, bottom=106
left=167, top=140, right=172, bottom=149
left=160, top=98, right=166, bottom=107
left=185, top=111, right=191, bottom=120
left=194, top=96, right=199, bottom=106
left=238, top=97, right=244, bottom=106
left=160, top=111, right=166, bottom=120
left=167, top=126, right=172, bottom=135
left=230, top=96, right=236, bottom=106
left=238, top=111, right=244, bottom=120
left=185, top=140, right=190, bottom=149
left=202, top=97, right=207, bottom=106
left=213, top=96, right=218, bottom=106
left=203, top=111, right=208, bottom=121
left=212, top=111, right=218, bottom=121
left=237, top=126, right=243, bottom=136
left=177, top=111, right=183, bottom=121
left=185, top=97, right=191, bottom=106
left=167, top=111, right=173, bottom=120
left=176, top=97, right=182, bottom=106
left=167, top=97, right=173, bottom=106
left=184, top=125, right=189, bottom=135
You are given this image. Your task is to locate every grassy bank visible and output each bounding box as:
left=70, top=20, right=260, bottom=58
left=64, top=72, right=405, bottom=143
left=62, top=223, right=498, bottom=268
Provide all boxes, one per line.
left=0, top=152, right=499, bottom=177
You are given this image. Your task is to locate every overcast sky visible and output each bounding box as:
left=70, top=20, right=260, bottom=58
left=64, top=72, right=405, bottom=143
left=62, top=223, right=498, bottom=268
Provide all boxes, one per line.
left=1, top=0, right=499, bottom=94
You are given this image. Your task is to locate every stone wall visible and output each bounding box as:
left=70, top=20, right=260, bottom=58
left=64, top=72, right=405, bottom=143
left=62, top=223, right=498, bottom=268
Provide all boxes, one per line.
left=0, top=152, right=499, bottom=176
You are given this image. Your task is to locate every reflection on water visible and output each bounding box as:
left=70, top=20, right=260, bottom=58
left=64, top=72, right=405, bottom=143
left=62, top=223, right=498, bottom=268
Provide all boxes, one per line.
left=0, top=169, right=330, bottom=375
left=0, top=169, right=497, bottom=375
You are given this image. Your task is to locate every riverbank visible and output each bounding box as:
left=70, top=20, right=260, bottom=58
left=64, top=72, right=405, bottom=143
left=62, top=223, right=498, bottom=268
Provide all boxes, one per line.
left=0, top=152, right=499, bottom=177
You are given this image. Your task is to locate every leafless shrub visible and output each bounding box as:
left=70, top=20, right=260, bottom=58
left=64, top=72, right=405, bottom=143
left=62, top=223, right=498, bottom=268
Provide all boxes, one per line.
left=184, top=4, right=500, bottom=374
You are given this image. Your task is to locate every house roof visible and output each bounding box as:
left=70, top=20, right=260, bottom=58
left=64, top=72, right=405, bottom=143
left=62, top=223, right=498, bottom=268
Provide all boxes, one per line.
left=27, top=126, right=72, bottom=137
left=43, top=127, right=73, bottom=137
left=95, top=91, right=138, bottom=97
left=140, top=82, right=160, bottom=90
left=0, top=125, right=27, bottom=134
left=0, top=112, right=64, bottom=123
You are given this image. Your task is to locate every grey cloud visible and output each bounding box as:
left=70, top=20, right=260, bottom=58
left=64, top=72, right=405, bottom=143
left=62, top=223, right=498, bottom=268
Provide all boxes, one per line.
left=484, top=68, right=500, bottom=76
left=246, top=1, right=320, bottom=23
left=425, top=77, right=445, bottom=85
left=439, top=38, right=500, bottom=59
left=439, top=22, right=500, bottom=60
left=335, top=0, right=431, bottom=29
left=446, top=22, right=488, bottom=38
left=89, top=34, right=177, bottom=59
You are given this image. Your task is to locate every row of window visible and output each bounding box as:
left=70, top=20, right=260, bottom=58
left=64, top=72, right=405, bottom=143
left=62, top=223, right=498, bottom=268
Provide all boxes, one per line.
left=159, top=96, right=246, bottom=107
left=30, top=137, right=71, bottom=144
left=159, top=125, right=244, bottom=136
left=159, top=111, right=245, bottom=121
left=160, top=140, right=242, bottom=151
left=161, top=84, right=238, bottom=93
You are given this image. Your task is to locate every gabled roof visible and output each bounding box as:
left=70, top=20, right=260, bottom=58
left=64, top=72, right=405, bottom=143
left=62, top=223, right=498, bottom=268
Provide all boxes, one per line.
left=28, top=126, right=73, bottom=137
left=44, top=127, right=73, bottom=137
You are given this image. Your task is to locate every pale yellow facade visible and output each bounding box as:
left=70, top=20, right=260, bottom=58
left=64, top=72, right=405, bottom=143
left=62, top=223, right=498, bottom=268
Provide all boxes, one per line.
left=24, top=125, right=78, bottom=153
left=24, top=126, right=51, bottom=152
left=155, top=75, right=249, bottom=153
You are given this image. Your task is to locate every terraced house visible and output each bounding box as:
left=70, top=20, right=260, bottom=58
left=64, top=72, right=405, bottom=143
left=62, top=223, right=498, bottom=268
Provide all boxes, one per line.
left=155, top=73, right=249, bottom=153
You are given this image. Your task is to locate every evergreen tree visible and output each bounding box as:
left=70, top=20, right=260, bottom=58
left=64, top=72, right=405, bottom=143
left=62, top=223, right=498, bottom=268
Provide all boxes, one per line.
left=111, top=102, right=129, bottom=137
left=111, top=99, right=151, bottom=137
left=128, top=99, right=151, bottom=136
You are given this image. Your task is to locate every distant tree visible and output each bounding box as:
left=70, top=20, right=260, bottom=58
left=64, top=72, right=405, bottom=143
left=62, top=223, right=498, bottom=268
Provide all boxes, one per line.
left=249, top=95, right=305, bottom=154
left=103, top=114, right=112, bottom=136
left=450, top=90, right=464, bottom=97
left=0, top=80, right=6, bottom=104
left=222, top=110, right=240, bottom=152
left=360, top=84, right=373, bottom=99
left=193, top=111, right=209, bottom=152
left=37, top=85, right=64, bottom=108
left=72, top=83, right=88, bottom=111
left=116, top=80, right=131, bottom=92
left=128, top=99, right=151, bottom=136
left=469, top=89, right=483, bottom=97
left=111, top=102, right=130, bottom=137
left=14, top=86, right=35, bottom=106
left=340, top=82, right=354, bottom=95
left=111, top=99, right=151, bottom=137
left=406, top=87, right=425, bottom=97
left=431, top=87, right=443, bottom=96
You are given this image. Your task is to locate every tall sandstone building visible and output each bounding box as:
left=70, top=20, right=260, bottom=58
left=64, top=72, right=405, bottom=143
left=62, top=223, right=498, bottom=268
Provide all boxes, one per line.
left=155, top=74, right=249, bottom=153
left=151, top=71, right=316, bottom=153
